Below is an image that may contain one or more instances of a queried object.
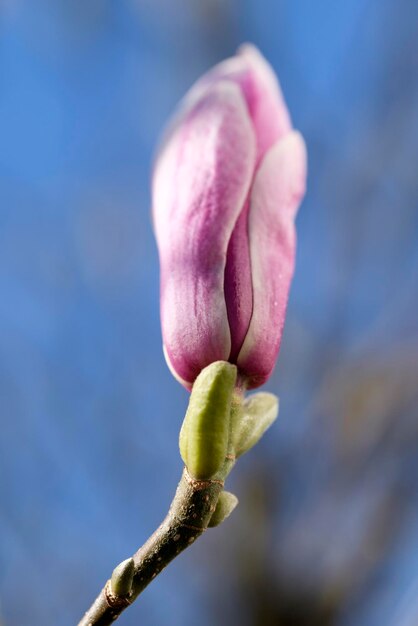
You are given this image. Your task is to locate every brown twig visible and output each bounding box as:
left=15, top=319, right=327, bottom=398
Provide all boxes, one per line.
left=77, top=465, right=233, bottom=626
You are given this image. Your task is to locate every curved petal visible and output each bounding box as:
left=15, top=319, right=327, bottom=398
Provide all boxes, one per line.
left=195, top=44, right=292, bottom=161
left=237, top=131, right=307, bottom=388
left=224, top=196, right=252, bottom=362
left=236, top=44, right=292, bottom=160
left=160, top=45, right=291, bottom=167
left=153, top=81, right=256, bottom=387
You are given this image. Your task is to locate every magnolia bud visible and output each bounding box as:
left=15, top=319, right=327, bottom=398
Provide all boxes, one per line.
left=153, top=44, right=307, bottom=390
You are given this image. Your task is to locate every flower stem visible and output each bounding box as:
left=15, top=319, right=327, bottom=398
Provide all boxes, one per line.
left=77, top=467, right=231, bottom=626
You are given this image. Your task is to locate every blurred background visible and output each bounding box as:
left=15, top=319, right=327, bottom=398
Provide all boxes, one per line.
left=1, top=1, right=418, bottom=624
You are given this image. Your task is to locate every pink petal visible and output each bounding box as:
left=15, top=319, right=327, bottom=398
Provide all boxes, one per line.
left=237, top=44, right=292, bottom=160
left=237, top=131, right=307, bottom=388
left=224, top=195, right=253, bottom=362
left=153, top=81, right=256, bottom=387
left=192, top=44, right=292, bottom=162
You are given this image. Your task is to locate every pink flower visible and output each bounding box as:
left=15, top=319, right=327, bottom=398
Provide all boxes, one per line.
left=152, top=44, right=307, bottom=390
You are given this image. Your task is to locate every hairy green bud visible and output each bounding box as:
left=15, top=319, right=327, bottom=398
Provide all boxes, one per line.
left=179, top=361, right=237, bottom=479
left=232, top=392, right=278, bottom=458
left=208, top=491, right=239, bottom=527
left=110, top=558, right=135, bottom=597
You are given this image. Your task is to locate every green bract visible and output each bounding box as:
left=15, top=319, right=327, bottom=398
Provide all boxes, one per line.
left=179, top=361, right=237, bottom=479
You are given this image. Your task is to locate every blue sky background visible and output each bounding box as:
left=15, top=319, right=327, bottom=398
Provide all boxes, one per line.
left=1, top=1, right=418, bottom=625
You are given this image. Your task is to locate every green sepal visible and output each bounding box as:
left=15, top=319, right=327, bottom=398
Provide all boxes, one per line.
left=208, top=491, right=238, bottom=527
left=110, top=558, right=135, bottom=597
left=232, top=392, right=279, bottom=458
left=179, top=361, right=237, bottom=479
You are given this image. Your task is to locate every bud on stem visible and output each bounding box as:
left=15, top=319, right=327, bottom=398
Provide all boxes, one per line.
left=208, top=491, right=238, bottom=527
left=232, top=392, right=279, bottom=458
left=110, top=558, right=135, bottom=598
